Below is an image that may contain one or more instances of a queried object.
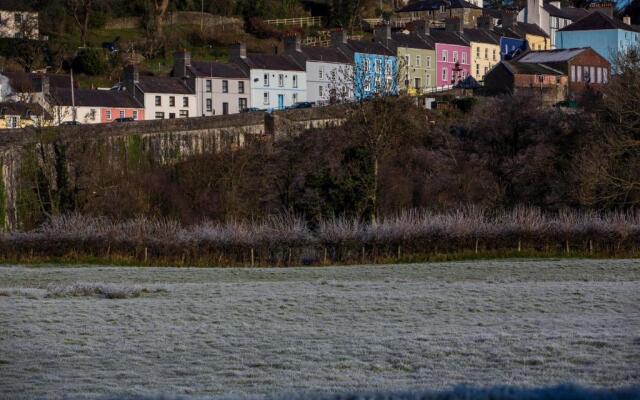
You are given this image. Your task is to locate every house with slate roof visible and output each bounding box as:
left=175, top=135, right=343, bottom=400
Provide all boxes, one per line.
left=375, top=23, right=437, bottom=94
left=429, top=19, right=471, bottom=88
left=172, top=50, right=250, bottom=115
left=517, top=0, right=592, bottom=48
left=47, top=87, right=144, bottom=125
left=556, top=11, right=640, bottom=68
left=0, top=0, right=39, bottom=39
left=0, top=101, right=51, bottom=129
left=484, top=59, right=568, bottom=104
left=123, top=65, right=196, bottom=120
left=331, top=30, right=398, bottom=100
left=514, top=47, right=610, bottom=96
left=284, top=35, right=354, bottom=104
left=463, top=18, right=501, bottom=81
left=396, top=0, right=483, bottom=26
left=231, top=44, right=306, bottom=111
left=0, top=72, right=77, bottom=105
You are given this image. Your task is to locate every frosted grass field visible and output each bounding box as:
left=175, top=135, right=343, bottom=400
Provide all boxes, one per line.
left=1, top=259, right=639, bottom=399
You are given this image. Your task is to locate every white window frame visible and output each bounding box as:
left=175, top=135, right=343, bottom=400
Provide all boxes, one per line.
left=319, top=67, right=324, bottom=79
left=442, top=68, right=447, bottom=82
left=133, top=110, right=138, bottom=120
left=106, top=110, right=112, bottom=120
left=206, top=80, right=212, bottom=92
left=263, top=92, right=269, bottom=105
left=206, top=98, right=212, bottom=112
left=442, top=50, right=448, bottom=62
left=264, top=73, right=269, bottom=86
left=416, top=55, right=421, bottom=67
left=7, top=115, right=19, bottom=128
left=119, top=110, right=125, bottom=119
left=453, top=51, right=458, bottom=63
left=222, top=80, right=228, bottom=93
left=278, top=74, right=284, bottom=87
left=375, top=59, right=382, bottom=73
left=292, top=75, right=298, bottom=88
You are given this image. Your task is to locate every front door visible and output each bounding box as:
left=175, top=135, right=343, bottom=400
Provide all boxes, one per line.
left=278, top=94, right=284, bottom=110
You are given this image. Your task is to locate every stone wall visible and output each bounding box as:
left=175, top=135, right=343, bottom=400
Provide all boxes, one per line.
left=0, top=106, right=347, bottom=230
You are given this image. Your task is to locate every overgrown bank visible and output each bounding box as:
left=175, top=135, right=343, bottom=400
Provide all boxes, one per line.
left=2, top=208, right=639, bottom=267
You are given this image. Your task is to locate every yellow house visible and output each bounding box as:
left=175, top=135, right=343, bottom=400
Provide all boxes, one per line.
left=0, top=102, right=52, bottom=129
left=464, top=28, right=501, bottom=82
left=513, top=22, right=551, bottom=50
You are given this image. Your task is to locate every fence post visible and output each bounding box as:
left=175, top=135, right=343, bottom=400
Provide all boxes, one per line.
left=251, top=247, right=255, bottom=267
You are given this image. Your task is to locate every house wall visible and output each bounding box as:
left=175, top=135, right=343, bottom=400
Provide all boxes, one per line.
left=548, top=15, right=572, bottom=48
left=0, top=10, right=39, bottom=39
left=566, top=50, right=611, bottom=96
left=513, top=74, right=568, bottom=104
left=100, top=107, right=144, bottom=122
left=0, top=115, right=49, bottom=129
left=500, top=37, right=528, bottom=60
left=555, top=29, right=640, bottom=68
left=52, top=106, right=100, bottom=125
left=143, top=92, right=197, bottom=120
left=525, top=33, right=551, bottom=50
left=435, top=43, right=471, bottom=88
left=249, top=68, right=307, bottom=111
left=305, top=60, right=353, bottom=104
left=194, top=77, right=250, bottom=116
left=396, top=46, right=437, bottom=93
left=483, top=63, right=514, bottom=93
left=470, top=41, right=500, bottom=81
left=353, top=52, right=398, bottom=100
left=517, top=1, right=550, bottom=37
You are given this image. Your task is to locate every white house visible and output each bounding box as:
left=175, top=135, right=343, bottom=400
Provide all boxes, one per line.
left=172, top=51, right=251, bottom=115
left=284, top=36, right=354, bottom=104
left=46, top=88, right=144, bottom=125
left=123, top=65, right=196, bottom=120
left=232, top=44, right=306, bottom=111
left=0, top=6, right=39, bottom=39
left=517, top=0, right=591, bottom=48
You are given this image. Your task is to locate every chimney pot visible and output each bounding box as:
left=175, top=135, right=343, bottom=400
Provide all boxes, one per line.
left=173, top=50, right=191, bottom=78
left=230, top=43, right=247, bottom=59
left=623, top=16, right=631, bottom=25
left=284, top=35, right=301, bottom=53
left=445, top=17, right=463, bottom=33
left=331, top=29, right=348, bottom=46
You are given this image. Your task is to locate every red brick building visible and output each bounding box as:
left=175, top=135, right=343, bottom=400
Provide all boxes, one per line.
left=484, top=60, right=568, bottom=104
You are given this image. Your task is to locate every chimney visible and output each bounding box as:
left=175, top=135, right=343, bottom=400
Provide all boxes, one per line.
left=445, top=17, right=463, bottom=33
left=123, top=64, right=139, bottom=99
left=173, top=50, right=191, bottom=78
left=477, top=15, right=493, bottom=30
left=374, top=24, right=392, bottom=45
left=283, top=35, right=301, bottom=54
left=412, top=20, right=430, bottom=39
left=623, top=16, right=631, bottom=25
left=230, top=43, right=247, bottom=59
left=502, top=12, right=515, bottom=28
left=331, top=29, right=348, bottom=47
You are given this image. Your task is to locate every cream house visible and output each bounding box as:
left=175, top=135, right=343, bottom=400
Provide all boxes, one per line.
left=0, top=6, right=39, bottom=39
left=464, top=23, right=501, bottom=81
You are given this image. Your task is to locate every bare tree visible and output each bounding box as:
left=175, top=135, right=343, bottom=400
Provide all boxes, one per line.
left=68, top=0, right=93, bottom=47
left=151, top=0, right=171, bottom=37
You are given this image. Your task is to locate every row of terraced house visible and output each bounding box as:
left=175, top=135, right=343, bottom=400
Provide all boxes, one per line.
left=0, top=3, right=638, bottom=128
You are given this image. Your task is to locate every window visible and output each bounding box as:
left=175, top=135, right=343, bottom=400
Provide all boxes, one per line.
left=238, top=81, right=245, bottom=93
left=375, top=59, right=382, bottom=73
left=292, top=93, right=297, bottom=103
left=385, top=61, right=391, bottom=76
left=493, top=49, right=496, bottom=60
left=222, top=103, right=229, bottom=115
left=183, top=97, right=189, bottom=107
left=169, top=113, right=175, bottom=119
left=405, top=54, right=411, bottom=66
left=571, top=65, right=576, bottom=82
left=7, top=116, right=19, bottom=128
left=169, top=96, right=175, bottom=107
left=155, top=96, right=161, bottom=106
left=590, top=66, right=596, bottom=83
left=426, top=73, right=431, bottom=87
left=484, top=48, right=488, bottom=59
left=239, top=98, right=247, bottom=110
left=364, top=59, right=369, bottom=72
left=319, top=67, right=324, bottom=79
left=364, top=79, right=371, bottom=91
left=278, top=74, right=284, bottom=87
left=155, top=112, right=164, bottom=119
left=319, top=85, right=323, bottom=97
left=576, top=66, right=582, bottom=82
left=476, top=47, right=480, bottom=58
left=264, top=73, right=269, bottom=86
left=179, top=110, right=189, bottom=118
left=462, top=52, right=467, bottom=64
left=106, top=110, right=112, bottom=120
left=453, top=51, right=458, bottom=63
left=293, top=75, right=298, bottom=88
left=14, top=13, right=22, bottom=24
left=442, top=68, right=447, bottom=82
left=597, top=67, right=602, bottom=83
left=206, top=80, right=212, bottom=92
left=476, top=64, right=479, bottom=76
left=119, top=110, right=125, bottom=119
left=442, top=50, right=448, bottom=62
left=416, top=55, right=421, bottom=67
left=603, top=68, right=608, bottom=84
left=426, top=56, right=431, bottom=68
left=222, top=80, right=228, bottom=93
left=263, top=92, right=269, bottom=105
left=132, top=110, right=138, bottom=120
left=206, top=99, right=212, bottom=112
left=414, top=77, right=421, bottom=89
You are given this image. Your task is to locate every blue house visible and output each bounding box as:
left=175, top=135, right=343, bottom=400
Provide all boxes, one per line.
left=556, top=12, right=640, bottom=69
left=492, top=25, right=528, bottom=60
left=331, top=29, right=398, bottom=100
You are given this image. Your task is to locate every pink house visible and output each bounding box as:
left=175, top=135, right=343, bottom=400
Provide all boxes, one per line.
left=430, top=25, right=471, bottom=88
left=48, top=88, right=144, bottom=124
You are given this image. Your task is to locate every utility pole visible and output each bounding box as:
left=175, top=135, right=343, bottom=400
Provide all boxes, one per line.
left=200, top=0, right=204, bottom=32
left=70, top=69, right=76, bottom=123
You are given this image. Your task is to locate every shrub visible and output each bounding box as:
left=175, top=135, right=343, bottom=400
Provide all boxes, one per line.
left=72, top=48, right=107, bottom=76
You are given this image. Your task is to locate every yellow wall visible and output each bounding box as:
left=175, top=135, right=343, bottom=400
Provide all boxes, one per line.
left=470, top=41, right=501, bottom=82
left=0, top=115, right=50, bottom=129
left=526, top=34, right=551, bottom=51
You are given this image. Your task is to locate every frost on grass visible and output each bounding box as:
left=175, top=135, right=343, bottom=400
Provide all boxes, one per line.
left=44, top=282, right=168, bottom=299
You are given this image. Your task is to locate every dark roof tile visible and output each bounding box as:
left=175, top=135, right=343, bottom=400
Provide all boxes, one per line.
left=50, top=88, right=142, bottom=108
left=559, top=11, right=640, bottom=32
left=242, top=54, right=305, bottom=71
left=463, top=28, right=500, bottom=44
left=398, top=0, right=480, bottom=12
left=0, top=101, right=50, bottom=118
left=136, top=76, right=193, bottom=94
left=429, top=29, right=469, bottom=46
left=189, top=61, right=248, bottom=78
left=391, top=32, right=435, bottom=49
left=346, top=40, right=395, bottom=56
left=300, top=47, right=353, bottom=63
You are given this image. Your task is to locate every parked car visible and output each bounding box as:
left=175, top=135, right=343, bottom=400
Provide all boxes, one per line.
left=288, top=102, right=314, bottom=109
left=241, top=107, right=261, bottom=113
left=60, top=121, right=81, bottom=125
